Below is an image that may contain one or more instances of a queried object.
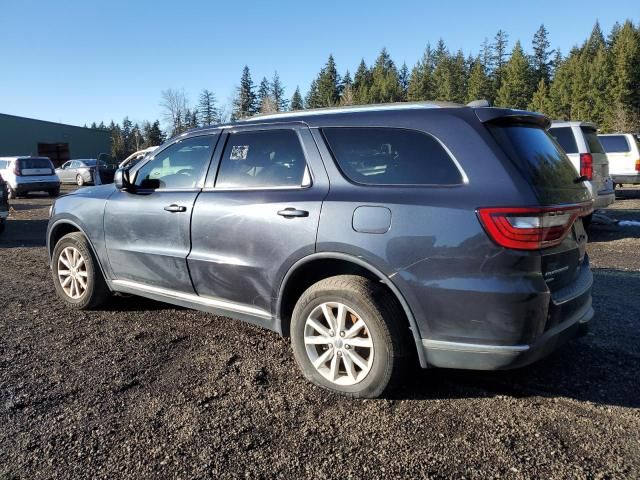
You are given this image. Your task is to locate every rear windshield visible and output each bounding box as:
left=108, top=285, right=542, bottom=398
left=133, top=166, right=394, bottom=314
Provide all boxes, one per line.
left=549, top=127, right=578, bottom=154
left=489, top=125, right=590, bottom=204
left=18, top=158, right=53, bottom=169
left=322, top=127, right=463, bottom=185
left=581, top=127, right=605, bottom=154
left=599, top=135, right=630, bottom=153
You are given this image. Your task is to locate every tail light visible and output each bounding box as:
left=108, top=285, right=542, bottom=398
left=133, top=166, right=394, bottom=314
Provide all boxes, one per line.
left=580, top=153, right=593, bottom=180
left=477, top=203, right=593, bottom=250
left=13, top=163, right=22, bottom=176
left=635, top=159, right=640, bottom=172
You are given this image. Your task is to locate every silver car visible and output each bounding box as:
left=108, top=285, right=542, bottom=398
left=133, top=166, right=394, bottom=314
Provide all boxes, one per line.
left=55, top=159, right=98, bottom=186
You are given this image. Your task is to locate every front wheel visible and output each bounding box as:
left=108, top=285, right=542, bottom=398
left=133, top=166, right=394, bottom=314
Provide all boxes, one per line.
left=52, top=232, right=110, bottom=309
left=290, top=275, right=410, bottom=398
left=76, top=175, right=85, bottom=186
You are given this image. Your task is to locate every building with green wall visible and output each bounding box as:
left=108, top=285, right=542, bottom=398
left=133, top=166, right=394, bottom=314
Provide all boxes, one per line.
left=0, top=113, right=111, bottom=167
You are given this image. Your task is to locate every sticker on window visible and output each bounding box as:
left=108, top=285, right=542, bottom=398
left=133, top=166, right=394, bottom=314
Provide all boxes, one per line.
left=230, top=145, right=249, bottom=161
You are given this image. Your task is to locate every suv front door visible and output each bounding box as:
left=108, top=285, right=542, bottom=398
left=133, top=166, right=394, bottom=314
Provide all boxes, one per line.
left=104, top=133, right=219, bottom=293
left=188, top=124, right=329, bottom=321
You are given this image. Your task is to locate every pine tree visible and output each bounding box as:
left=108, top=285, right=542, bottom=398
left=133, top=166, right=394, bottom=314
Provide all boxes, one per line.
left=585, top=21, right=605, bottom=56
left=495, top=41, right=534, bottom=109
left=608, top=20, right=640, bottom=132
left=305, top=79, right=321, bottom=108
left=231, top=65, right=257, bottom=120
left=198, top=89, right=219, bottom=126
left=97, top=121, right=106, bottom=129
left=109, top=121, right=125, bottom=160
left=368, top=48, right=402, bottom=103
left=398, top=62, right=409, bottom=101
left=492, top=30, right=510, bottom=90
left=353, top=59, right=371, bottom=104
left=340, top=70, right=355, bottom=106
left=257, top=77, right=272, bottom=111
left=290, top=86, right=304, bottom=111
left=466, top=56, right=492, bottom=103
left=407, top=45, right=434, bottom=101
left=432, top=45, right=467, bottom=103
left=143, top=120, right=165, bottom=147
left=271, top=71, right=288, bottom=111
left=528, top=78, right=552, bottom=113
left=315, top=54, right=341, bottom=106
left=532, top=24, right=553, bottom=85
left=121, top=117, right=133, bottom=155
left=90, top=122, right=97, bottom=129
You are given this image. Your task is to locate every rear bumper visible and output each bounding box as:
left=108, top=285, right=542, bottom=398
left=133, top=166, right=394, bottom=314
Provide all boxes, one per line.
left=15, top=181, right=60, bottom=192
left=612, top=174, right=640, bottom=185
left=593, top=190, right=614, bottom=209
left=420, top=264, right=593, bottom=370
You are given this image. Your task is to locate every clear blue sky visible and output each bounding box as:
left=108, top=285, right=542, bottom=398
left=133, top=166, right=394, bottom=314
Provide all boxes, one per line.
left=0, top=0, right=636, bottom=129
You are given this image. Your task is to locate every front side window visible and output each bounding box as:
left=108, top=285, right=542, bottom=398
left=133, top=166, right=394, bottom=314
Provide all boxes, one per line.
left=215, top=130, right=308, bottom=188
left=134, top=136, right=215, bottom=189
left=322, top=127, right=462, bottom=185
left=549, top=127, right=578, bottom=154
left=599, top=135, right=630, bottom=153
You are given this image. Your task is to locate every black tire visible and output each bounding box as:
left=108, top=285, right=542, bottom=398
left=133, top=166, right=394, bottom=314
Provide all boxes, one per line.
left=48, top=188, right=60, bottom=197
left=290, top=275, right=411, bottom=398
left=76, top=175, right=85, bottom=186
left=51, top=232, right=110, bottom=309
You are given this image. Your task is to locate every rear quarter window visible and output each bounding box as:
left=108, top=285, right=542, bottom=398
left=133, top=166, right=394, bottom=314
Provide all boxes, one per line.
left=322, top=127, right=463, bottom=186
left=599, top=135, right=630, bottom=153
left=549, top=127, right=578, bottom=154
left=489, top=125, right=591, bottom=204
left=581, top=127, right=605, bottom=154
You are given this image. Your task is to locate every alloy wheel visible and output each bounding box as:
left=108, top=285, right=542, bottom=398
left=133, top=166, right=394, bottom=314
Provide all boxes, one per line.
left=303, top=302, right=374, bottom=386
left=57, top=246, right=88, bottom=299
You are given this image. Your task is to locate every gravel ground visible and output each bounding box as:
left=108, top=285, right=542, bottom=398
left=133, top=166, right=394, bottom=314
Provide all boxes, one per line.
left=1, top=185, right=639, bottom=479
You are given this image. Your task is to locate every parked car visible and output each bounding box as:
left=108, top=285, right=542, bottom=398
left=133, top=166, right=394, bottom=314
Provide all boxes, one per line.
left=0, top=173, right=8, bottom=234
left=47, top=103, right=594, bottom=398
left=56, top=159, right=99, bottom=186
left=549, top=122, right=614, bottom=227
left=598, top=133, right=640, bottom=187
left=0, top=156, right=60, bottom=199
left=119, top=147, right=158, bottom=170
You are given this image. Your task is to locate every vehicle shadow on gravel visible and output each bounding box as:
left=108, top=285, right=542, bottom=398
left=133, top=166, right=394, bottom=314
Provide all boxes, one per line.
left=392, top=269, right=640, bottom=409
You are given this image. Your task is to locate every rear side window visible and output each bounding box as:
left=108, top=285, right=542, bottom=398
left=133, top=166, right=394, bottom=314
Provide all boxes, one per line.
left=548, top=127, right=578, bottom=154
left=19, top=158, right=53, bottom=169
left=581, top=127, right=605, bottom=154
left=216, top=130, right=308, bottom=188
left=489, top=125, right=590, bottom=204
left=599, top=135, right=630, bottom=153
left=322, top=127, right=462, bottom=185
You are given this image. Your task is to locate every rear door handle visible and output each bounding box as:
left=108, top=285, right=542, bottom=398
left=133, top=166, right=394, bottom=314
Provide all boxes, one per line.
left=164, top=204, right=187, bottom=213
left=277, top=208, right=309, bottom=218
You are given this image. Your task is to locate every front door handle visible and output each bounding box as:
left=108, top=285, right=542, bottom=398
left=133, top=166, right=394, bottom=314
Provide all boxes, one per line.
left=164, top=204, right=187, bottom=213
left=277, top=208, right=309, bottom=218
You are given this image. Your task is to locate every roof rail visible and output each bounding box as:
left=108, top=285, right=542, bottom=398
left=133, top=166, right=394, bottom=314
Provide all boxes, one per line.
left=467, top=99, right=491, bottom=108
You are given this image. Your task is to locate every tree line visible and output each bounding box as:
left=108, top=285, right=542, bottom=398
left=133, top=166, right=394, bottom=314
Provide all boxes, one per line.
left=93, top=19, right=640, bottom=160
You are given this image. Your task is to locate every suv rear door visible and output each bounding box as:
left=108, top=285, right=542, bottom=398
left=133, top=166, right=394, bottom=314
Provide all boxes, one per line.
left=187, top=123, right=329, bottom=320
left=580, top=126, right=612, bottom=196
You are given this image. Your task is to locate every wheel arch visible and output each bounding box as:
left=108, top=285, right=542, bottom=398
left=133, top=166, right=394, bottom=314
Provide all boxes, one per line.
left=277, top=252, right=427, bottom=367
left=48, top=219, right=109, bottom=283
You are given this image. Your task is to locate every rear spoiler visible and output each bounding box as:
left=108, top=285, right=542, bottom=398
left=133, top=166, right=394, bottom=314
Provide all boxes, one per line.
left=473, top=107, right=551, bottom=129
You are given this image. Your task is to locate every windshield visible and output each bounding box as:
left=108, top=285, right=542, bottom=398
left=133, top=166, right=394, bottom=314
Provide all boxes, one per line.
left=489, top=125, right=591, bottom=204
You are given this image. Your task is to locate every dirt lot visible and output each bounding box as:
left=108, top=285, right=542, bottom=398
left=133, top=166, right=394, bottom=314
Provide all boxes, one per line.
left=1, top=185, right=639, bottom=479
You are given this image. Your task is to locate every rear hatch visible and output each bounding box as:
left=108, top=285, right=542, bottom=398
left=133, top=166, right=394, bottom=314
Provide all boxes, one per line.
left=580, top=126, right=611, bottom=193
left=483, top=115, right=592, bottom=293
left=18, top=158, right=55, bottom=176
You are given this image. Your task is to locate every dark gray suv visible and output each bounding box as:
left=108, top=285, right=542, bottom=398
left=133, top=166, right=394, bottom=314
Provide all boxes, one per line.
left=47, top=103, right=594, bottom=398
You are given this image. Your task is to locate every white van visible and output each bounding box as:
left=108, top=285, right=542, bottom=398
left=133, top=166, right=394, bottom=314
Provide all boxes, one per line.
left=598, top=133, right=640, bottom=187
left=0, top=156, right=61, bottom=198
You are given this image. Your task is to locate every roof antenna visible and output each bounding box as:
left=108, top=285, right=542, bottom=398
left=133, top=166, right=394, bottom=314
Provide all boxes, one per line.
left=467, top=99, right=491, bottom=108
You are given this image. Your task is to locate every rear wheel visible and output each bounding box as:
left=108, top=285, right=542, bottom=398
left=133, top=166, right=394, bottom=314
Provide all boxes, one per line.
left=52, top=232, right=110, bottom=309
left=290, top=275, right=410, bottom=398
left=76, top=175, right=85, bottom=186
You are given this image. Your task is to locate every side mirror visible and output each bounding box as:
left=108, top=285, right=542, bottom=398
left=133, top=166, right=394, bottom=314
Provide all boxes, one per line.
left=114, top=168, right=132, bottom=191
